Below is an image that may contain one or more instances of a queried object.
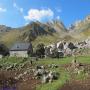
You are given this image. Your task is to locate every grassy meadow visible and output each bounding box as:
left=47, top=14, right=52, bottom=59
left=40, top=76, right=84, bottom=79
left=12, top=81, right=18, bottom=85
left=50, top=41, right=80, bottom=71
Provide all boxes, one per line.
left=0, top=56, right=90, bottom=90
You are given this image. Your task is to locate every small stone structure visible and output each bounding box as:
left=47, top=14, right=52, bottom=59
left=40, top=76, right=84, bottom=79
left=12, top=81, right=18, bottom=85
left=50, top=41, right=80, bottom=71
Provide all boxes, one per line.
left=10, top=42, right=33, bottom=57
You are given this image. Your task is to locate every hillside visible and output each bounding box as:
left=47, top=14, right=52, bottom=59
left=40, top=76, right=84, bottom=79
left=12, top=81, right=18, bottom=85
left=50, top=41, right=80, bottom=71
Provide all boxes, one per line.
left=69, top=15, right=90, bottom=41
left=0, top=30, right=20, bottom=47
left=0, top=20, right=67, bottom=47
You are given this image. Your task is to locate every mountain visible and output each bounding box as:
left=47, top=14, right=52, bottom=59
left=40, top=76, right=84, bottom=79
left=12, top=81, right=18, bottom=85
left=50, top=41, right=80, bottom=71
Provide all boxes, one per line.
left=68, top=15, right=90, bottom=41
left=0, top=15, right=90, bottom=47
left=0, top=25, right=12, bottom=33
left=47, top=20, right=67, bottom=33
left=0, top=20, right=67, bottom=47
left=19, top=21, right=56, bottom=41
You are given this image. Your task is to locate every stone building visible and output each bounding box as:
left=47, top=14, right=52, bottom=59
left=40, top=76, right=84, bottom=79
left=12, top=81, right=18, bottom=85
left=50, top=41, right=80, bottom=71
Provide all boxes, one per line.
left=10, top=42, right=33, bottom=57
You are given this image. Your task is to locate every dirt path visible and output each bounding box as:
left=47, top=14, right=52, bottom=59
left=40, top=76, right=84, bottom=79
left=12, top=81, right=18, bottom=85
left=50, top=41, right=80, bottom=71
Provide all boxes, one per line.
left=60, top=78, right=90, bottom=90
left=0, top=70, right=40, bottom=90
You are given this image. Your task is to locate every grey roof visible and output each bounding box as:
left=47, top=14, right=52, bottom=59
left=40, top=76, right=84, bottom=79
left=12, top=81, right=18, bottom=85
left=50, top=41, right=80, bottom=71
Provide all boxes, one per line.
left=10, top=42, right=32, bottom=51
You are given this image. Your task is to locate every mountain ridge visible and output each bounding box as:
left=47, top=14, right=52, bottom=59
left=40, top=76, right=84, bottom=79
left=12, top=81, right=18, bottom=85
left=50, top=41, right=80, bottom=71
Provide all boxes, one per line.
left=0, top=15, right=90, bottom=47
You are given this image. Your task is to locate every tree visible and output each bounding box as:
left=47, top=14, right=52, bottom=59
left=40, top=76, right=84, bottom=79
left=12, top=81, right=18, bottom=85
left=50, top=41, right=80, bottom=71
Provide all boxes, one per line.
left=68, top=42, right=77, bottom=50
left=35, top=43, right=45, bottom=58
left=0, top=43, right=9, bottom=56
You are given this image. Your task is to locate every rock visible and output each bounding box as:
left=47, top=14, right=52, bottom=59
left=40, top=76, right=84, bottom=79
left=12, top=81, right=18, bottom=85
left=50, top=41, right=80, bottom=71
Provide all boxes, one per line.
left=48, top=64, right=58, bottom=68
left=23, top=71, right=28, bottom=75
left=49, top=78, right=53, bottom=83
left=42, top=75, right=48, bottom=84
left=6, top=65, right=13, bottom=70
left=36, top=65, right=44, bottom=70
left=15, top=73, right=23, bottom=80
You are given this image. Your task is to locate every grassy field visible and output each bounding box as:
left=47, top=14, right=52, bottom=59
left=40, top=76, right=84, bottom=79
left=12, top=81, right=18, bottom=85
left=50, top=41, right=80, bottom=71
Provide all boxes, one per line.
left=36, top=56, right=90, bottom=65
left=36, top=56, right=90, bottom=90
left=0, top=56, right=90, bottom=90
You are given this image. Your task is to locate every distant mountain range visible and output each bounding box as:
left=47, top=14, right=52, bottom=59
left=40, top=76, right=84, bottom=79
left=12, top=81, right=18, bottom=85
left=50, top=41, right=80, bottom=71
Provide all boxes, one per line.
left=0, top=25, right=12, bottom=33
left=0, top=15, right=90, bottom=47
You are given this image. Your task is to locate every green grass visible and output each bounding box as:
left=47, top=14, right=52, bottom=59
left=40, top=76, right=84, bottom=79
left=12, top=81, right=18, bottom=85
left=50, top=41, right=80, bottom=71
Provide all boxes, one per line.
left=0, top=57, right=24, bottom=67
left=0, top=56, right=90, bottom=66
left=32, top=34, right=60, bottom=47
left=35, top=56, right=90, bottom=66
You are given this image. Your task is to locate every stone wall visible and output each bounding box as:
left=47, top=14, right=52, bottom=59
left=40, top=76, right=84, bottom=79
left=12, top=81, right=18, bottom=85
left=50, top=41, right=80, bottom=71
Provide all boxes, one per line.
left=10, top=51, right=28, bottom=57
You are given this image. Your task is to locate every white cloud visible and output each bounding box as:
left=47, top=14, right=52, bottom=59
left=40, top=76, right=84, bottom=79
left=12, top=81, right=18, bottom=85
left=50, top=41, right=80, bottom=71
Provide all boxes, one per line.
left=0, top=7, right=6, bottom=12
left=13, top=2, right=23, bottom=14
left=24, top=9, right=54, bottom=21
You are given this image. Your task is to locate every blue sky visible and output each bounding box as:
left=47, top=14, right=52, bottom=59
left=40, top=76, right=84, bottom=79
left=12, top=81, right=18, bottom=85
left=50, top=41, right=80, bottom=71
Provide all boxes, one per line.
left=0, top=0, right=90, bottom=28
